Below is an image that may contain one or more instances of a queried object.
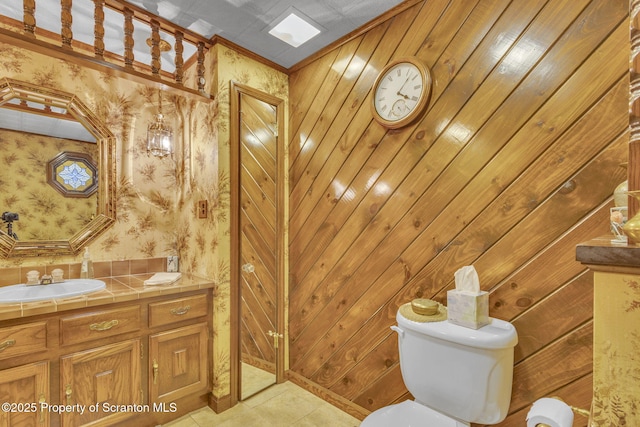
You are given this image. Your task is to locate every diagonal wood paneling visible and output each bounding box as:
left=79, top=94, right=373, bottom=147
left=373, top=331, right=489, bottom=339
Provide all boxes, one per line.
left=288, top=0, right=629, bottom=425
left=240, top=92, right=277, bottom=370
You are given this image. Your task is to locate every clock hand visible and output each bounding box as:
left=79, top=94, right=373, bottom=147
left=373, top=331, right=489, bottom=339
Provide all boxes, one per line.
left=396, top=74, right=412, bottom=99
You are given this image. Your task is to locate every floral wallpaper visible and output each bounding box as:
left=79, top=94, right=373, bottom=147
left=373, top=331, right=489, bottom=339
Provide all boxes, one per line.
left=593, top=271, right=640, bottom=426
left=0, top=129, right=98, bottom=240
left=0, top=40, right=288, bottom=403
left=0, top=41, right=217, bottom=268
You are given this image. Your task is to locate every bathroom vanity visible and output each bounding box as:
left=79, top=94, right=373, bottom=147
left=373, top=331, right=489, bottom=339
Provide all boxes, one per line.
left=0, top=273, right=214, bottom=427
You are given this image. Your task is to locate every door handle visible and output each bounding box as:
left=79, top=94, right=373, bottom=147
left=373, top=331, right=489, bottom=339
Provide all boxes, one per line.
left=267, top=330, right=283, bottom=348
left=241, top=263, right=255, bottom=273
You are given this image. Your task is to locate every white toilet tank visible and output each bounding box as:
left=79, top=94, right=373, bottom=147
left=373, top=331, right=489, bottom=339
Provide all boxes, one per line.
left=394, top=310, right=518, bottom=425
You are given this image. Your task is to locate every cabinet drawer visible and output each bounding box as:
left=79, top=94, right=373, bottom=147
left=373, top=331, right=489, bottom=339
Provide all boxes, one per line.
left=148, top=294, right=208, bottom=328
left=0, top=322, right=47, bottom=360
left=60, top=305, right=141, bottom=346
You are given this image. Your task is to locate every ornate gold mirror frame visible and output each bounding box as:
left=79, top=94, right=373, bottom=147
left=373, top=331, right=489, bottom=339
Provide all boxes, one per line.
left=0, top=78, right=116, bottom=257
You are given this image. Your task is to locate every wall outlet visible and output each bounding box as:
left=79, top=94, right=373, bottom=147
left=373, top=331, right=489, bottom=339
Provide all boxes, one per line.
left=167, top=256, right=179, bottom=272
left=197, top=200, right=208, bottom=218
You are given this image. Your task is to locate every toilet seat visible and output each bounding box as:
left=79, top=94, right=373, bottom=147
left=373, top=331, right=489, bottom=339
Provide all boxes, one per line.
left=360, top=400, right=469, bottom=427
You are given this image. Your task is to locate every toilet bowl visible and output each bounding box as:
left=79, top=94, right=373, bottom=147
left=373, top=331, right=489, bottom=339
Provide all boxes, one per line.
left=361, top=302, right=518, bottom=427
left=361, top=400, right=469, bottom=427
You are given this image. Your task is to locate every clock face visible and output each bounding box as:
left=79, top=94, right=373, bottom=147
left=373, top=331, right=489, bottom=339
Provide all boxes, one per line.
left=372, top=58, right=431, bottom=129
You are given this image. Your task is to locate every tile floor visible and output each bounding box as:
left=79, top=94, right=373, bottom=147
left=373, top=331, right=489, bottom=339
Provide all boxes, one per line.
left=241, top=363, right=277, bottom=400
left=163, top=381, right=361, bottom=427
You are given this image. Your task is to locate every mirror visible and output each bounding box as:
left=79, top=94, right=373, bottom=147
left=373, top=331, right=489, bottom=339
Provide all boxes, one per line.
left=230, top=82, right=285, bottom=401
left=0, top=78, right=116, bottom=257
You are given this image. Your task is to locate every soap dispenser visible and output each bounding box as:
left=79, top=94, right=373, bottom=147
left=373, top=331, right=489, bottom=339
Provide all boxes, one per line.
left=80, top=247, right=94, bottom=279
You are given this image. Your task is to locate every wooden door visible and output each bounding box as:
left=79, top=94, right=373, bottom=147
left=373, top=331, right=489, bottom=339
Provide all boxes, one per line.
left=60, top=339, right=141, bottom=427
left=149, top=323, right=208, bottom=403
left=230, top=82, right=285, bottom=403
left=0, top=361, right=49, bottom=427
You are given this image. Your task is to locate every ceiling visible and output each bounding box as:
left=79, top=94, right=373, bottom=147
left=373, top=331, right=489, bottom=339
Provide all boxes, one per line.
left=0, top=0, right=405, bottom=139
left=0, top=0, right=405, bottom=70
left=128, top=0, right=405, bottom=68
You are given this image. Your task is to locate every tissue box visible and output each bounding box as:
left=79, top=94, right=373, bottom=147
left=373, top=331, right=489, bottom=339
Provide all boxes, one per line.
left=447, top=290, right=490, bottom=329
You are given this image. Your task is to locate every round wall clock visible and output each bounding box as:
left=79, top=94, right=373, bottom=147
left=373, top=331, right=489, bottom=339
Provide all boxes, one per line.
left=371, top=57, right=432, bottom=129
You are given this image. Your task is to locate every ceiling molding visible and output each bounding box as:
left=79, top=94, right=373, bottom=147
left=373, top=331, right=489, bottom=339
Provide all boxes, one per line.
left=209, top=35, right=288, bottom=75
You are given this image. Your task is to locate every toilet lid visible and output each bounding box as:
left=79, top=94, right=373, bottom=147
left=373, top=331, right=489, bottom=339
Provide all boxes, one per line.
left=361, top=400, right=469, bottom=427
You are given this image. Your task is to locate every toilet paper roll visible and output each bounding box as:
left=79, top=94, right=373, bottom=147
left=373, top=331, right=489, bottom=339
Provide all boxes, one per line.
left=526, top=398, right=574, bottom=427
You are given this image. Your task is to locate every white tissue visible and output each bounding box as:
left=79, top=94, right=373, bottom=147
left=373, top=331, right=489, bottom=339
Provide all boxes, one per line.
left=144, top=272, right=182, bottom=286
left=454, top=265, right=480, bottom=294
left=526, top=398, right=574, bottom=427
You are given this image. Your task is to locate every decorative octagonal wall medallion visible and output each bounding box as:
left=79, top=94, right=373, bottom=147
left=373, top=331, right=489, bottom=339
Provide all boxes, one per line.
left=47, top=151, right=98, bottom=198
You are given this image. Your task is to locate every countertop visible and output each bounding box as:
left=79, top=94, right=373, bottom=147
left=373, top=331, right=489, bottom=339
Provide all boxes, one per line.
left=576, top=236, right=640, bottom=268
left=0, top=273, right=214, bottom=321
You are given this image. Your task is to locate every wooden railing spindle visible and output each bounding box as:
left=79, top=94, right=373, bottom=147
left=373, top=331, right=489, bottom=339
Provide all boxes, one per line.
left=23, top=0, right=36, bottom=37
left=197, top=41, right=205, bottom=93
left=123, top=7, right=134, bottom=68
left=174, top=31, right=184, bottom=85
left=5, top=0, right=213, bottom=99
left=150, top=19, right=161, bottom=77
left=93, top=0, right=105, bottom=59
left=630, top=0, right=640, bottom=217
left=61, top=0, right=73, bottom=49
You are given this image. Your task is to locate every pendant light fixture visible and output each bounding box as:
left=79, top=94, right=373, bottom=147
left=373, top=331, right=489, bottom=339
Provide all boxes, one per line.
left=147, top=91, right=173, bottom=157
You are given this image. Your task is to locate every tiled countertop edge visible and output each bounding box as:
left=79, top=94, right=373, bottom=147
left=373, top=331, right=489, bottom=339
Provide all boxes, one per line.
left=0, top=273, right=215, bottom=320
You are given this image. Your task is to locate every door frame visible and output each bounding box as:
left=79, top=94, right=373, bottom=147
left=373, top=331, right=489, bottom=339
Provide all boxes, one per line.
left=229, top=81, right=285, bottom=406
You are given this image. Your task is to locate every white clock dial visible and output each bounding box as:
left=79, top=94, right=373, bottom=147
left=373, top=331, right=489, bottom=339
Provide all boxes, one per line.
left=374, top=63, right=423, bottom=120
left=371, top=57, right=431, bottom=129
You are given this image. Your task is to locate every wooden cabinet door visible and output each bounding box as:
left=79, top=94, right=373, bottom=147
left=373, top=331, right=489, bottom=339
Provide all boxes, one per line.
left=0, top=361, right=49, bottom=427
left=60, top=339, right=141, bottom=427
left=149, top=323, right=208, bottom=403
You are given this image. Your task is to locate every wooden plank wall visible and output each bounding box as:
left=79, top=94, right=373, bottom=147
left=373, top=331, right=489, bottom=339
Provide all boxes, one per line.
left=287, top=0, right=629, bottom=425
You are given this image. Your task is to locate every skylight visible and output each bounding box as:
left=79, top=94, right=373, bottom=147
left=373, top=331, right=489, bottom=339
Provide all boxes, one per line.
left=268, top=12, right=321, bottom=48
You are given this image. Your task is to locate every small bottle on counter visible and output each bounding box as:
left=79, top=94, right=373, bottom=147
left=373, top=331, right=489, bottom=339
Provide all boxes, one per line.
left=80, top=247, right=94, bottom=279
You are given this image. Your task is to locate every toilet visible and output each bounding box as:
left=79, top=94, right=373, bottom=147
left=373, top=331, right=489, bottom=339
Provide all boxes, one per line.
left=361, top=304, right=518, bottom=426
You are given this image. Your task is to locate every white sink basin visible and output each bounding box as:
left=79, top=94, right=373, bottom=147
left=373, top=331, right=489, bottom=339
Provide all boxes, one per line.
left=0, top=279, right=106, bottom=303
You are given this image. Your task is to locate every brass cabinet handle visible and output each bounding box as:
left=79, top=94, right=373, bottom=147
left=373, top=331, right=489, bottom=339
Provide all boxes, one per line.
left=89, top=320, right=119, bottom=331
left=153, top=359, right=158, bottom=385
left=0, top=339, right=16, bottom=352
left=65, top=384, right=72, bottom=404
left=170, top=305, right=191, bottom=315
left=39, top=393, right=46, bottom=424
